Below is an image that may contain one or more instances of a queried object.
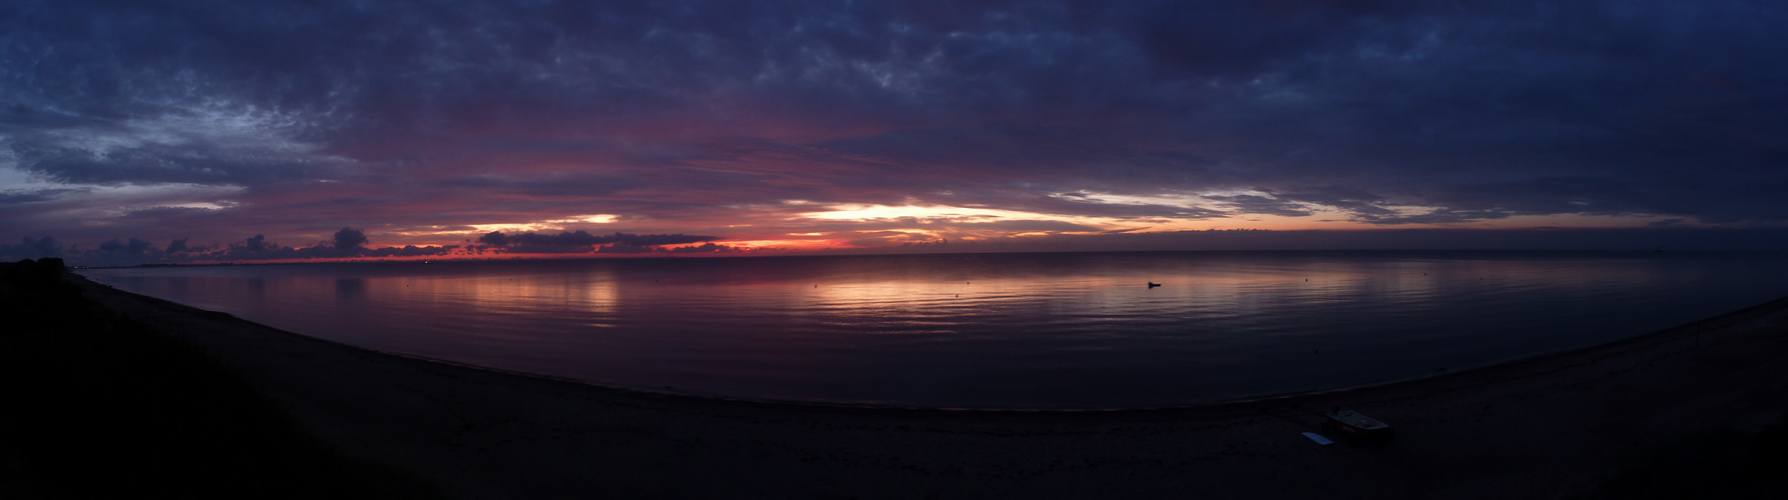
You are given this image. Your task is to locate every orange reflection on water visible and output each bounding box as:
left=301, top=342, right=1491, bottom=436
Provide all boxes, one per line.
left=429, top=272, right=623, bottom=326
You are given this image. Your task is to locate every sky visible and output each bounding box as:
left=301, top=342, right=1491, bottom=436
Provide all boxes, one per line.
left=3, top=0, right=1787, bottom=265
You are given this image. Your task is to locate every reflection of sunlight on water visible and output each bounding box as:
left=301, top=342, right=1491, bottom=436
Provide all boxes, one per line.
left=334, top=278, right=366, bottom=300
left=806, top=280, right=1022, bottom=320
left=78, top=253, right=1788, bottom=408
left=786, top=263, right=1465, bottom=338
left=427, top=272, right=624, bottom=328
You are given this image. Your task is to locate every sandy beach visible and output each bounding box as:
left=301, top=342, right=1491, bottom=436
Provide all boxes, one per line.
left=71, top=274, right=1788, bottom=499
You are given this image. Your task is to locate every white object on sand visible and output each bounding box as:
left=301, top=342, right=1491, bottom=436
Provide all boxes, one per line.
left=1302, top=432, right=1334, bottom=445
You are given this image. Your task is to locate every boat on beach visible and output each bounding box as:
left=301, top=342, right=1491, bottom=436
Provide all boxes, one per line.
left=1323, top=409, right=1394, bottom=443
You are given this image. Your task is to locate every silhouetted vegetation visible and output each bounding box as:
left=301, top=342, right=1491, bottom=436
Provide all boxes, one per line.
left=0, top=259, right=443, bottom=499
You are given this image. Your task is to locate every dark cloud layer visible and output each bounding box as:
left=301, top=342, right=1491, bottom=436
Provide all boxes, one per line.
left=332, top=227, right=367, bottom=250
left=0, top=236, right=62, bottom=261
left=479, top=231, right=719, bottom=254
left=4, top=0, right=1787, bottom=263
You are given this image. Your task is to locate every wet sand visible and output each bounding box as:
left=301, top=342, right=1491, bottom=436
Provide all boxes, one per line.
left=73, top=275, right=1788, bottom=499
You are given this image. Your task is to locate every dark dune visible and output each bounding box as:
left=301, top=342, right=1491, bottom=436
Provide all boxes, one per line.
left=67, top=273, right=1788, bottom=499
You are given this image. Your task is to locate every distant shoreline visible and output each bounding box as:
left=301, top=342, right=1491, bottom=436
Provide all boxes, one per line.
left=71, top=273, right=1788, bottom=498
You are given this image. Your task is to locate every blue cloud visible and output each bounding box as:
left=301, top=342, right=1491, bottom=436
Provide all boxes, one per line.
left=4, top=0, right=1788, bottom=255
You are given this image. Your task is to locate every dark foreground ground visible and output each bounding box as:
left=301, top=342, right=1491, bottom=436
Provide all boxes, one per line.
left=9, top=259, right=1788, bottom=498
left=0, top=260, right=444, bottom=499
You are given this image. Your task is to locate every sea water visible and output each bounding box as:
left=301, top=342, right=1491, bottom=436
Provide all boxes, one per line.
left=81, top=251, right=1788, bottom=408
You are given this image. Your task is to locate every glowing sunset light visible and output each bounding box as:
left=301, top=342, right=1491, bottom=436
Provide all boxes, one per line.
left=710, top=239, right=839, bottom=251
left=4, top=1, right=1787, bottom=265
left=466, top=215, right=620, bottom=235
left=800, top=203, right=1096, bottom=223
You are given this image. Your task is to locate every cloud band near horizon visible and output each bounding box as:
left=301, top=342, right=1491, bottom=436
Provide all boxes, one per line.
left=4, top=0, right=1787, bottom=265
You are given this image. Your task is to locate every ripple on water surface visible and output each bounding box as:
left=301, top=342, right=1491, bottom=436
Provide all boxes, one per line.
left=84, top=251, right=1788, bottom=408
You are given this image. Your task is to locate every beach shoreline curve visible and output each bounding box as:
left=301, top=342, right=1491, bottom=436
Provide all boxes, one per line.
left=69, top=273, right=1788, bottom=499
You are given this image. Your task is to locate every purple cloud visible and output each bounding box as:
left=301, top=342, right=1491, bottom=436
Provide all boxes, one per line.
left=3, top=0, right=1787, bottom=263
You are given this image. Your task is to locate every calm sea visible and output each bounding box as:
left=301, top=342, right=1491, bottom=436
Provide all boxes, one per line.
left=81, top=251, right=1788, bottom=409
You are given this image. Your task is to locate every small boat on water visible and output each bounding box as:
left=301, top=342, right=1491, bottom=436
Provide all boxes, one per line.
left=1323, top=409, right=1394, bottom=443
left=1147, top=282, right=1161, bottom=288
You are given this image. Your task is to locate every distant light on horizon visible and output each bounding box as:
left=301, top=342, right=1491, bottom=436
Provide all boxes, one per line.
left=4, top=0, right=1787, bottom=264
